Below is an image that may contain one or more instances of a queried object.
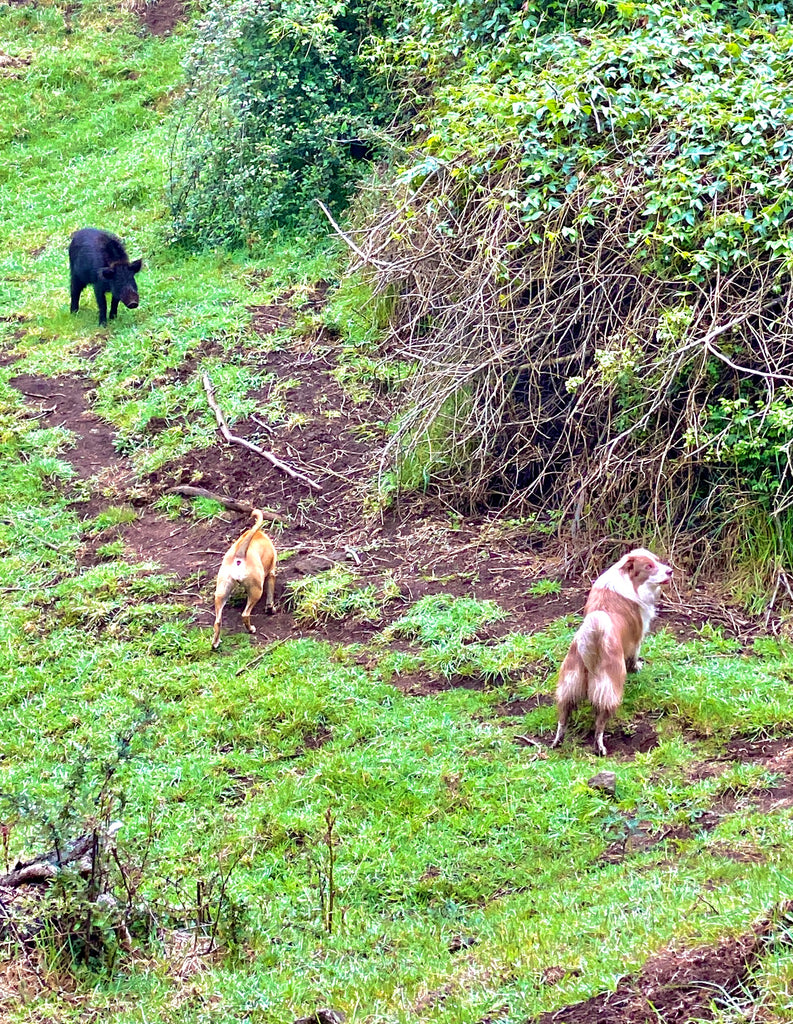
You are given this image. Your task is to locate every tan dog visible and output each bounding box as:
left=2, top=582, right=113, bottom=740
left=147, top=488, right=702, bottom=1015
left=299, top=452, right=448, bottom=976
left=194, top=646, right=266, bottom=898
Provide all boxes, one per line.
left=551, top=548, right=672, bottom=756
left=211, top=509, right=277, bottom=650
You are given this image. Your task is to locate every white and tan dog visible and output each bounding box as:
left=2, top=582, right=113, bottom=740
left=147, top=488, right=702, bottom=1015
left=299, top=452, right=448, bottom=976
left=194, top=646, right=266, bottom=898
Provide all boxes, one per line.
left=211, top=509, right=277, bottom=650
left=551, top=548, right=672, bottom=756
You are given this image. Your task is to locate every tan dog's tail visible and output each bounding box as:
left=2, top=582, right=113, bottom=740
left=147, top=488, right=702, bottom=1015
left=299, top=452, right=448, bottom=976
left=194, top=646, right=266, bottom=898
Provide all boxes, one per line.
left=232, top=509, right=265, bottom=560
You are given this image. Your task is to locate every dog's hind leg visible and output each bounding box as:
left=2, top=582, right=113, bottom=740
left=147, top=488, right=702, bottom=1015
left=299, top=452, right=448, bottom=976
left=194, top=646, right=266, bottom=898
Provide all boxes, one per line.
left=593, top=707, right=612, bottom=757
left=551, top=649, right=587, bottom=749
left=264, top=570, right=277, bottom=614
left=212, top=576, right=235, bottom=650
left=241, top=580, right=264, bottom=635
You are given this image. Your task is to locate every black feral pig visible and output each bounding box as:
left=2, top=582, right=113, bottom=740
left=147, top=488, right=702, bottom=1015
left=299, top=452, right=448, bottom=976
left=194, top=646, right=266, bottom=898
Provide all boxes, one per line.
left=69, top=228, right=142, bottom=326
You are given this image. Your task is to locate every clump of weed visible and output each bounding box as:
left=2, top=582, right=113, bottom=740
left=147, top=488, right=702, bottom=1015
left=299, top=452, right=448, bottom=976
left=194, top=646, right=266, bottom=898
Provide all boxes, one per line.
left=526, top=579, right=562, bottom=597
left=96, top=539, right=127, bottom=561
left=384, top=593, right=507, bottom=646
left=152, top=493, right=184, bottom=519
left=85, top=506, right=137, bottom=534
left=287, top=566, right=400, bottom=623
left=188, top=496, right=226, bottom=521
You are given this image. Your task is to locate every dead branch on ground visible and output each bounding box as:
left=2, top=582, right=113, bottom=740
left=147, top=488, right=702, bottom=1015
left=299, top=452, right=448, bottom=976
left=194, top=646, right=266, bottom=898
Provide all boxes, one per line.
left=202, top=373, right=322, bottom=493
left=0, top=824, right=121, bottom=888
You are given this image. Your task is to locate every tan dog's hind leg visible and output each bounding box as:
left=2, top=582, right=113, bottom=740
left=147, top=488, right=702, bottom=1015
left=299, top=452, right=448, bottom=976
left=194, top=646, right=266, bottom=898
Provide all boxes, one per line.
left=212, top=576, right=235, bottom=650
left=241, top=580, right=264, bottom=634
left=264, top=569, right=277, bottom=614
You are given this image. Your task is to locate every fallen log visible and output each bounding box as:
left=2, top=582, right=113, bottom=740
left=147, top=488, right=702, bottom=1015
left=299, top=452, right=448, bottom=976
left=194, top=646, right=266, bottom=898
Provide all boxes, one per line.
left=166, top=485, right=285, bottom=521
left=0, top=824, right=121, bottom=888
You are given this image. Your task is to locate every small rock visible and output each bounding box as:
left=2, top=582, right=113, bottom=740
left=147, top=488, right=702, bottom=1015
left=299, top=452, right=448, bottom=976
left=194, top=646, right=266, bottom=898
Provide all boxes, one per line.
left=587, top=770, right=617, bottom=796
left=293, top=1010, right=346, bottom=1024
left=448, top=934, right=478, bottom=953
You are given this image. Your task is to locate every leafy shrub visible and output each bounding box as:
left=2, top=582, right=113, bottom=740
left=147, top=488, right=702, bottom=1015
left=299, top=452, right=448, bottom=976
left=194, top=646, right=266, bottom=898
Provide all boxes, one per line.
left=170, top=0, right=399, bottom=245
left=354, top=1, right=793, bottom=584
left=696, top=392, right=793, bottom=498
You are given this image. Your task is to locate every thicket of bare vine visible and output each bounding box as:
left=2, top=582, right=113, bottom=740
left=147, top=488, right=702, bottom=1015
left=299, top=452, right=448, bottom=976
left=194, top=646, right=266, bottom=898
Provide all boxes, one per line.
left=353, top=154, right=793, bottom=567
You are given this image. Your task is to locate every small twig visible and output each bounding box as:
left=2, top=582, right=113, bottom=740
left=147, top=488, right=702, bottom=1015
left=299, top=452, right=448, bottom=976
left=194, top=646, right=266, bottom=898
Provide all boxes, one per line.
left=324, top=806, right=337, bottom=935
left=250, top=415, right=275, bottom=434
left=514, top=734, right=545, bottom=750
left=235, top=639, right=287, bottom=676
left=202, top=374, right=322, bottom=493
left=694, top=893, right=719, bottom=915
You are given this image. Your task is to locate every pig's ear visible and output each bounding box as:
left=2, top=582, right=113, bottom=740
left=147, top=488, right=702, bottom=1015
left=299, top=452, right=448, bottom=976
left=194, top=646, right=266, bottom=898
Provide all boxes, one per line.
left=129, top=259, right=142, bottom=274
left=99, top=266, right=115, bottom=281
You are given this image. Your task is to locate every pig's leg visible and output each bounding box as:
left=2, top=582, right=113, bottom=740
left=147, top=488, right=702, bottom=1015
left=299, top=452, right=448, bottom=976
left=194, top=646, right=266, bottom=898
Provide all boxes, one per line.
left=70, top=277, right=84, bottom=314
left=93, top=284, right=108, bottom=326
left=109, top=295, right=119, bottom=320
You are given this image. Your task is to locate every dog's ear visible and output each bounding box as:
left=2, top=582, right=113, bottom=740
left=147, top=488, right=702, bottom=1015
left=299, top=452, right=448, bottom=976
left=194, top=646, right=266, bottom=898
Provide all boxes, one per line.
left=621, top=555, right=636, bottom=574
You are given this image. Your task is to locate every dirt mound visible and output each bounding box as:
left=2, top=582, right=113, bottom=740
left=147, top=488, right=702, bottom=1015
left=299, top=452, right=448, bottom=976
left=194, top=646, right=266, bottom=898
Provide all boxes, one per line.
left=534, top=906, right=792, bottom=1024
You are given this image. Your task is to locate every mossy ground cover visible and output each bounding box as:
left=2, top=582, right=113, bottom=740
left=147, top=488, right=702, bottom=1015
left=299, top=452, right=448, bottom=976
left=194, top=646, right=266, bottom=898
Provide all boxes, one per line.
left=2, top=3, right=793, bottom=1023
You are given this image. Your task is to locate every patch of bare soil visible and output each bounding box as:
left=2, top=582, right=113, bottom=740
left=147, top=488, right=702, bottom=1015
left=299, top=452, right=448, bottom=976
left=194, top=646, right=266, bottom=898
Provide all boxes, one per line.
left=495, top=694, right=555, bottom=716
left=599, top=822, right=694, bottom=864
left=690, top=736, right=793, bottom=812
left=3, top=293, right=767, bottom=674
left=8, top=373, right=139, bottom=531
left=132, top=0, right=185, bottom=35
left=10, top=373, right=128, bottom=481
left=533, top=905, right=792, bottom=1024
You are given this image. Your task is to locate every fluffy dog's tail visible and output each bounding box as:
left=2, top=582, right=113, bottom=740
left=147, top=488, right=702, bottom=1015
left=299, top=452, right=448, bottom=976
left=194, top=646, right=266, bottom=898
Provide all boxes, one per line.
left=232, top=509, right=265, bottom=560
left=577, top=611, right=624, bottom=713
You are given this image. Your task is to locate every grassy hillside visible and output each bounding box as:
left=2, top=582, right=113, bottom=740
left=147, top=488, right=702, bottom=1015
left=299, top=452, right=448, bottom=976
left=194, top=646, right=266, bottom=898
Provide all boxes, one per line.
left=2, top=3, right=793, bottom=1023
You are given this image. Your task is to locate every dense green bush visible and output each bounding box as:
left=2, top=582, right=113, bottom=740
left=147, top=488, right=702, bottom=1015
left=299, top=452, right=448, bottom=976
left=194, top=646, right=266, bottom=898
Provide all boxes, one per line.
left=354, top=1, right=793, bottom=581
left=169, top=0, right=399, bottom=245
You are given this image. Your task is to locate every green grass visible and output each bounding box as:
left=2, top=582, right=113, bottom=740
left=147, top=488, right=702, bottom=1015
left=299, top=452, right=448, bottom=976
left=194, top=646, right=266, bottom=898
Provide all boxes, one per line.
left=3, top=2, right=793, bottom=1022
left=287, top=566, right=402, bottom=623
